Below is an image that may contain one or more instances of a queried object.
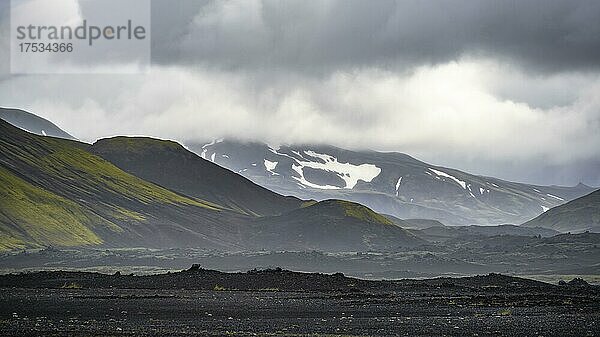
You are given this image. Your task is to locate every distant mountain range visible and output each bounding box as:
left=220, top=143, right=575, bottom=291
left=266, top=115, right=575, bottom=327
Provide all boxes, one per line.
left=411, top=224, right=560, bottom=243
left=0, top=107, right=75, bottom=140
left=190, top=140, right=595, bottom=226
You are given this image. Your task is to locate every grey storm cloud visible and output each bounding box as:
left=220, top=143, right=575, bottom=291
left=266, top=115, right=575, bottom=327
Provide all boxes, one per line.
left=0, top=0, right=599, bottom=186
left=150, top=0, right=600, bottom=73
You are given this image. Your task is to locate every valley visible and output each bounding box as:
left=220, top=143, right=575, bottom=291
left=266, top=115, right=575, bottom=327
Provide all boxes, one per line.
left=0, top=79, right=599, bottom=337
left=2, top=232, right=599, bottom=283
left=3, top=2, right=599, bottom=336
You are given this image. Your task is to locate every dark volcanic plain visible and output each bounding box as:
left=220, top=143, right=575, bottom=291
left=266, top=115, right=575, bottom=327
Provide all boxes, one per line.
left=0, top=268, right=598, bottom=337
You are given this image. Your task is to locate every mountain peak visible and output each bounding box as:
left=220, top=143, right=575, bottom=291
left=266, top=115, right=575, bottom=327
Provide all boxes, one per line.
left=90, top=136, right=304, bottom=217
left=576, top=182, right=593, bottom=189
left=93, top=136, right=185, bottom=155
left=305, top=199, right=395, bottom=226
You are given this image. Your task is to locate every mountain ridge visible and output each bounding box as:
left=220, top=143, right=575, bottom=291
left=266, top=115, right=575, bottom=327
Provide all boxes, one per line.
left=0, top=107, right=75, bottom=140
left=523, top=189, right=600, bottom=233
left=191, top=139, right=595, bottom=227
left=90, top=136, right=303, bottom=216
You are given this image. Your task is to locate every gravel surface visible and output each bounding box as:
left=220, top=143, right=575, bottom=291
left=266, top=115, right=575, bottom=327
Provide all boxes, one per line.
left=0, top=269, right=598, bottom=336
left=0, top=288, right=598, bottom=336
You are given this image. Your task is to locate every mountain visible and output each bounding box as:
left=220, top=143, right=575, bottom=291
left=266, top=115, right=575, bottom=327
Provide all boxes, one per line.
left=88, top=137, right=423, bottom=250
left=0, top=119, right=244, bottom=251
left=90, top=137, right=303, bottom=216
left=0, top=107, right=75, bottom=140
left=523, top=189, right=600, bottom=233
left=190, top=140, right=595, bottom=226
left=0, top=119, right=424, bottom=252
left=247, top=199, right=425, bottom=251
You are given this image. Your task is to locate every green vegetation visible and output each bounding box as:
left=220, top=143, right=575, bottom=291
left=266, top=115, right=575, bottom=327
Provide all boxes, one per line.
left=92, top=136, right=183, bottom=154
left=61, top=282, right=82, bottom=289
left=0, top=119, right=226, bottom=251
left=0, top=123, right=218, bottom=210
left=37, top=144, right=217, bottom=209
left=0, top=166, right=104, bottom=250
left=300, top=200, right=318, bottom=208
left=498, top=308, right=512, bottom=316
left=332, top=200, right=395, bottom=225
left=113, top=206, right=147, bottom=222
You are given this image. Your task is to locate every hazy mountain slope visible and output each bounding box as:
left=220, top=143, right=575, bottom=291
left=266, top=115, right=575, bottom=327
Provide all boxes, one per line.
left=90, top=137, right=303, bottom=216
left=0, top=107, right=75, bottom=140
left=0, top=120, right=245, bottom=250
left=191, top=140, right=595, bottom=226
left=411, top=224, right=560, bottom=243
left=523, top=189, right=600, bottom=233
left=247, top=200, right=425, bottom=251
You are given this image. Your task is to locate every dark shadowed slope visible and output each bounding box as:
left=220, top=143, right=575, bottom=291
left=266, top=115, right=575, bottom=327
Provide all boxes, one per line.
left=90, top=137, right=303, bottom=216
left=247, top=199, right=426, bottom=251
left=0, top=120, right=245, bottom=251
left=523, top=189, right=600, bottom=233
left=0, top=107, right=75, bottom=140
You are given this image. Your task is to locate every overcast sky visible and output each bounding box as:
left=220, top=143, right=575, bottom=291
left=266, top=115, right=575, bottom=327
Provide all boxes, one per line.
left=0, top=0, right=599, bottom=186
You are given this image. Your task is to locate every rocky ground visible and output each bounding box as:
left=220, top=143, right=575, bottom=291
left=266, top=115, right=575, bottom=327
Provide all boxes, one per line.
left=0, top=268, right=598, bottom=336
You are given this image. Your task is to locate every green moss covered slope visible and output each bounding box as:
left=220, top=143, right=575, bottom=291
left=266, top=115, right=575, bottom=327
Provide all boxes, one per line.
left=0, top=120, right=242, bottom=251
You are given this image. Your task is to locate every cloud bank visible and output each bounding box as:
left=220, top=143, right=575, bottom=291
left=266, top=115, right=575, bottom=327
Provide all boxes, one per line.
left=0, top=0, right=599, bottom=186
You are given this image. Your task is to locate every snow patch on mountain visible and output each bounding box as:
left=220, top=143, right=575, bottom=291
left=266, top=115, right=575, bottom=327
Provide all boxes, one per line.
left=268, top=148, right=381, bottom=189
left=466, top=184, right=476, bottom=198
left=546, top=193, right=565, bottom=201
left=429, top=168, right=467, bottom=190
left=395, top=177, right=403, bottom=196
left=290, top=163, right=341, bottom=189
left=200, top=139, right=223, bottom=159
left=291, top=150, right=305, bottom=159
left=264, top=159, right=279, bottom=176
left=297, top=150, right=381, bottom=189
left=268, top=147, right=293, bottom=160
